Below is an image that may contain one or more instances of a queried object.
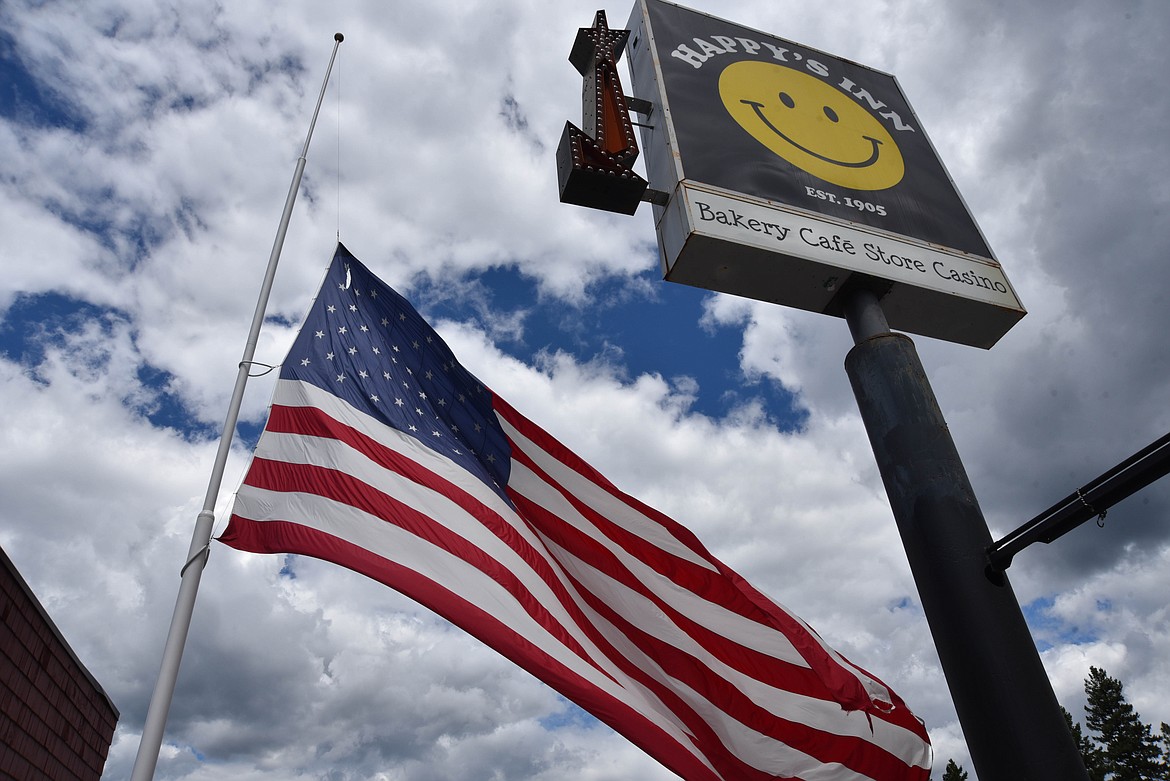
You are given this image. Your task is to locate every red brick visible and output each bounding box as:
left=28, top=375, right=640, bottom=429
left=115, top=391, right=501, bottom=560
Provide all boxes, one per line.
left=0, top=747, right=35, bottom=780
left=2, top=549, right=117, bottom=781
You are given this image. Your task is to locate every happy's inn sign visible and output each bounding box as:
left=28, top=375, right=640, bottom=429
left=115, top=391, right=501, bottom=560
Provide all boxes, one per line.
left=557, top=0, right=1025, bottom=348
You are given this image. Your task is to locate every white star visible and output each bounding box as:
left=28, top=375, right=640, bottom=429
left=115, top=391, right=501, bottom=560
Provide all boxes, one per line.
left=408, top=424, right=417, bottom=432
left=300, top=358, right=311, bottom=366
left=348, top=347, right=357, bottom=355
left=372, top=347, right=381, bottom=355
left=370, top=394, right=380, bottom=402
left=360, top=324, right=369, bottom=332
left=425, top=370, right=434, bottom=380
left=431, top=430, right=442, bottom=438
left=399, top=313, right=406, bottom=321
left=383, top=372, right=392, bottom=380
left=418, top=391, right=427, bottom=400
left=473, top=423, right=482, bottom=433
left=437, top=398, right=447, bottom=407
left=358, top=370, right=369, bottom=379
left=336, top=374, right=346, bottom=382
left=326, top=352, right=335, bottom=360
left=381, top=318, right=389, bottom=326
left=327, top=305, right=336, bottom=313
left=315, top=330, right=324, bottom=339
left=349, top=304, right=358, bottom=312
left=394, top=398, right=405, bottom=407
left=370, top=290, right=378, bottom=299
left=338, top=326, right=347, bottom=334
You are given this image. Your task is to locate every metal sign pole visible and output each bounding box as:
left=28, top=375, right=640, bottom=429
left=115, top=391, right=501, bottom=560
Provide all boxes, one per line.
left=842, top=288, right=1088, bottom=781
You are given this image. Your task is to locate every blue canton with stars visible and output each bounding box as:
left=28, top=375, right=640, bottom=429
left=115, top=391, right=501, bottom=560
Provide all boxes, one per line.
left=280, top=244, right=512, bottom=500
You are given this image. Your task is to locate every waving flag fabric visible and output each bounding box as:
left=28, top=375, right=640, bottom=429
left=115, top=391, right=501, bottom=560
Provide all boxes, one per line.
left=221, top=244, right=932, bottom=781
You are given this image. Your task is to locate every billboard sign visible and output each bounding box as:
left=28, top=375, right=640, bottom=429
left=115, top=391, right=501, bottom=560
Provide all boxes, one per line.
left=625, top=0, right=1025, bottom=347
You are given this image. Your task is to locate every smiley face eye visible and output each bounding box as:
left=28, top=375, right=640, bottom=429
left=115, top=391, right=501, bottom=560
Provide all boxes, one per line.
left=779, top=92, right=795, bottom=109
left=823, top=105, right=839, bottom=122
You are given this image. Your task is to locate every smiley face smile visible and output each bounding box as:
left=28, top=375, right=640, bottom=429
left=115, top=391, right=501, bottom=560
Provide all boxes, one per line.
left=741, top=99, right=883, bottom=169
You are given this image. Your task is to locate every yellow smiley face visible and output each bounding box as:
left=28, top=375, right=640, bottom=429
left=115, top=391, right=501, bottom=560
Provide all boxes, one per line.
left=718, top=61, right=904, bottom=191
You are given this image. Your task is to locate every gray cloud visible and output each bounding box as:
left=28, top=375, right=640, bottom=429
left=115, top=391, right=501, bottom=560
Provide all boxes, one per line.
left=2, top=0, right=1169, bottom=779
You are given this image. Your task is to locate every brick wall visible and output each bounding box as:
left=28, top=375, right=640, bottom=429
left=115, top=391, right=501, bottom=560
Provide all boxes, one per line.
left=0, top=547, right=119, bottom=780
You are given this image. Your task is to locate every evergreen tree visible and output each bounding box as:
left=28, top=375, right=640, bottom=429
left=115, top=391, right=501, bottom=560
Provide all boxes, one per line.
left=940, top=758, right=968, bottom=781
left=1083, top=666, right=1163, bottom=780
left=1063, top=705, right=1107, bottom=781
left=1158, top=722, right=1170, bottom=780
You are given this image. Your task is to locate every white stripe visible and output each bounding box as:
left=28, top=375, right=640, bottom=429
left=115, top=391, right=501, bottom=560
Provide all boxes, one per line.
left=501, top=408, right=896, bottom=709
left=232, top=483, right=714, bottom=771
left=506, top=455, right=810, bottom=667
left=499, top=414, right=720, bottom=572
left=250, top=429, right=622, bottom=689
left=244, top=384, right=722, bottom=771
left=543, top=536, right=930, bottom=769
left=665, top=675, right=882, bottom=781
left=270, top=382, right=802, bottom=673
left=246, top=380, right=926, bottom=777
left=501, top=409, right=927, bottom=771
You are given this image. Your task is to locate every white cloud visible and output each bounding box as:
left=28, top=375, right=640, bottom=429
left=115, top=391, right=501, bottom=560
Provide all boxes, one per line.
left=2, top=0, right=1170, bottom=779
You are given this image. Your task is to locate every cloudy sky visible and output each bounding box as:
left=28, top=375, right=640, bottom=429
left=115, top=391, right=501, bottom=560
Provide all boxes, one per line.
left=2, top=0, right=1168, bottom=779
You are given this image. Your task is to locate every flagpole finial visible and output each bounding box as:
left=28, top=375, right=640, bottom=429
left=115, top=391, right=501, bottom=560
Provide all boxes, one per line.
left=335, top=32, right=344, bottom=42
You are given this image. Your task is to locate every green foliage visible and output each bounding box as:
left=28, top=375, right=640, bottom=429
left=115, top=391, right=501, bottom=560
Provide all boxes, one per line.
left=1064, top=705, right=1107, bottom=781
left=940, top=758, right=968, bottom=781
left=1159, top=722, right=1170, bottom=780
left=1074, top=666, right=1167, bottom=781
left=946, top=668, right=1170, bottom=780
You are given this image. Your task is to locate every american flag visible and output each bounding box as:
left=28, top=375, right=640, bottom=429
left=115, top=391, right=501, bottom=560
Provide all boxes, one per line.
left=221, top=245, right=931, bottom=781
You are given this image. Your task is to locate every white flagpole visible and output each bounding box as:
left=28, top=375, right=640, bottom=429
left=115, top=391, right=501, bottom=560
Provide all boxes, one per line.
left=130, top=32, right=344, bottom=781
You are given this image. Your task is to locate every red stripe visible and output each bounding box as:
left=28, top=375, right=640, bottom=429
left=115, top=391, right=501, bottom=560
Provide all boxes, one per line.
left=222, top=393, right=930, bottom=779
left=510, top=490, right=839, bottom=699
left=258, top=405, right=829, bottom=704
left=503, top=405, right=927, bottom=744
left=493, top=393, right=715, bottom=562
left=221, top=516, right=726, bottom=781
left=498, top=399, right=880, bottom=715
left=244, top=454, right=608, bottom=665
left=511, top=491, right=927, bottom=780
left=226, top=413, right=846, bottom=777
left=494, top=405, right=875, bottom=705
left=563, top=565, right=928, bottom=781
left=495, top=411, right=927, bottom=774
left=507, top=439, right=778, bottom=620
left=261, top=403, right=604, bottom=651
left=236, top=406, right=815, bottom=768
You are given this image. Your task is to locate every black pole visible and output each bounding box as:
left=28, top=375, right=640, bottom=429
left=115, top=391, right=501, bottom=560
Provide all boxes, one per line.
left=988, top=430, right=1170, bottom=573
left=842, top=289, right=1087, bottom=781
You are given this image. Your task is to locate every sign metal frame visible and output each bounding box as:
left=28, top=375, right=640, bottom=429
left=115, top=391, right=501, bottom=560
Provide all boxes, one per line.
left=625, top=0, right=1025, bottom=348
